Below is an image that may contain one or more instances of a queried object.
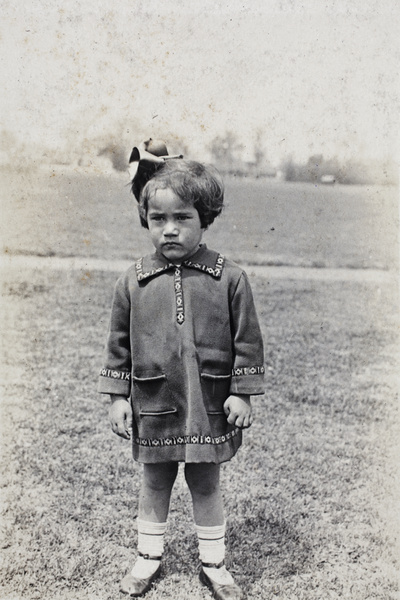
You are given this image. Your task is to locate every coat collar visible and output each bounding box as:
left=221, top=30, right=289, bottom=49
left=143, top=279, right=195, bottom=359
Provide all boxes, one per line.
left=135, top=244, right=225, bottom=282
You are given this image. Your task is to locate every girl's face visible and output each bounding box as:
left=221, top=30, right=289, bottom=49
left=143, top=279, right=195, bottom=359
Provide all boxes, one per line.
left=147, top=188, right=204, bottom=263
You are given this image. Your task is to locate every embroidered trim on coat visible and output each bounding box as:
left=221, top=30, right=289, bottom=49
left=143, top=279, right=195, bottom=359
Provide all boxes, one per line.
left=136, top=257, right=173, bottom=281
left=184, top=253, right=225, bottom=279
left=135, top=252, right=225, bottom=323
left=100, top=368, right=131, bottom=381
left=232, top=366, right=265, bottom=376
left=135, top=253, right=225, bottom=282
left=174, top=267, right=185, bottom=324
left=134, top=427, right=239, bottom=447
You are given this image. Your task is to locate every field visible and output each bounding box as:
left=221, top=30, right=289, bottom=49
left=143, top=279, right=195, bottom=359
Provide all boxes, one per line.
left=1, top=166, right=398, bottom=270
left=1, top=165, right=399, bottom=600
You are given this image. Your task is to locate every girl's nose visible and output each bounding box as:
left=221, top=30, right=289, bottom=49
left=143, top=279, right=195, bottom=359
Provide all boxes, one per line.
left=163, top=221, right=178, bottom=236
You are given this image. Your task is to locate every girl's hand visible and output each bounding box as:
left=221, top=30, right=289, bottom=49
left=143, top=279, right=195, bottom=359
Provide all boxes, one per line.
left=109, top=396, right=133, bottom=439
left=223, top=394, right=252, bottom=429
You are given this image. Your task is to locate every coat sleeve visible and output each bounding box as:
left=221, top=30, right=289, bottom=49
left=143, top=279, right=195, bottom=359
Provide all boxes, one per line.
left=97, top=274, right=132, bottom=396
left=229, top=271, right=265, bottom=396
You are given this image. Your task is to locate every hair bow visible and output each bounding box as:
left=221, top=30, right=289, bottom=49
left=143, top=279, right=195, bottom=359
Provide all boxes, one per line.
left=129, top=138, right=183, bottom=201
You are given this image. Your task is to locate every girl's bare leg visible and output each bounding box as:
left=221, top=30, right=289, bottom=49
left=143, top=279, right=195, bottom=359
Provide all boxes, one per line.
left=139, top=462, right=178, bottom=522
left=184, top=463, right=224, bottom=525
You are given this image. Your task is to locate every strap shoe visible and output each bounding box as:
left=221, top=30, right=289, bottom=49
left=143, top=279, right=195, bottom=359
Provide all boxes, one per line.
left=120, top=555, right=161, bottom=597
left=199, top=563, right=243, bottom=600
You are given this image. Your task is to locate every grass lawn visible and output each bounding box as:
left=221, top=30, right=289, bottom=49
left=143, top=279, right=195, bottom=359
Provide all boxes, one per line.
left=1, top=264, right=399, bottom=600
left=1, top=166, right=398, bottom=270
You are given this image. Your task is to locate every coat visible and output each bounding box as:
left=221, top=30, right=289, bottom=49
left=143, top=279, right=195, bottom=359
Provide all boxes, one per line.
left=98, top=244, right=265, bottom=464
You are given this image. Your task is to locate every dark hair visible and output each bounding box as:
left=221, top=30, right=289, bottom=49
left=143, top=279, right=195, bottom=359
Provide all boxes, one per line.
left=138, top=160, right=224, bottom=229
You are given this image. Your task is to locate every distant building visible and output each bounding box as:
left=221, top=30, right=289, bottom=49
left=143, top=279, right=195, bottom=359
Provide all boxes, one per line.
left=320, top=174, right=336, bottom=184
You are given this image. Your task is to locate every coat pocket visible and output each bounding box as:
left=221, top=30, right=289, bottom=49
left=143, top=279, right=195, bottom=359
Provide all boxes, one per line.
left=132, top=373, right=177, bottom=416
left=200, top=372, right=231, bottom=414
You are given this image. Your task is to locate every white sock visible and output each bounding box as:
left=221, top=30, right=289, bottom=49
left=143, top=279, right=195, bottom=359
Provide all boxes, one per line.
left=195, top=522, right=235, bottom=585
left=195, top=522, right=226, bottom=565
left=130, top=518, right=167, bottom=579
left=137, top=518, right=167, bottom=557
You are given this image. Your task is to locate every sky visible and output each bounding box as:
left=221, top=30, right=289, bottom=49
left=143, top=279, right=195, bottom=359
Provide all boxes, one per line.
left=1, top=0, right=399, bottom=165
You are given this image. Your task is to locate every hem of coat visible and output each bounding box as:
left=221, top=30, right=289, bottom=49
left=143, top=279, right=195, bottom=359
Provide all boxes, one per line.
left=130, top=434, right=242, bottom=464
left=97, top=377, right=131, bottom=396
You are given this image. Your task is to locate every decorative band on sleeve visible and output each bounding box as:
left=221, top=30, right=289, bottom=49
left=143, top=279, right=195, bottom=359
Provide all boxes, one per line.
left=100, top=368, right=131, bottom=381
left=232, top=366, right=265, bottom=376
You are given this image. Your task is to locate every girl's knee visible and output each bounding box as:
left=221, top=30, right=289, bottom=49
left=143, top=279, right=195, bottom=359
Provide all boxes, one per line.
left=143, top=462, right=178, bottom=491
left=184, top=463, right=220, bottom=496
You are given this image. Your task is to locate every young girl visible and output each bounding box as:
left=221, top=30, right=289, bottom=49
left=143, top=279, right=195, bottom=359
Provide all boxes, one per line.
left=98, top=140, right=265, bottom=599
